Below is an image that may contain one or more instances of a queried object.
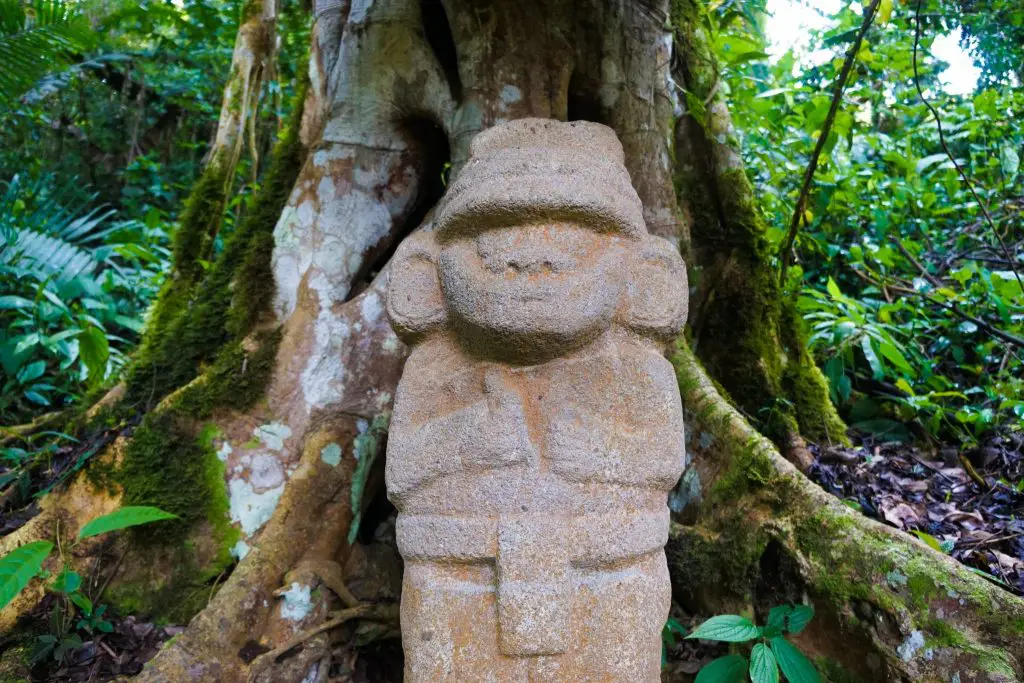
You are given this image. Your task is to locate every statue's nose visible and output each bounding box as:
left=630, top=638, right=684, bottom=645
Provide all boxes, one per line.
left=481, top=244, right=573, bottom=275
left=506, top=249, right=553, bottom=274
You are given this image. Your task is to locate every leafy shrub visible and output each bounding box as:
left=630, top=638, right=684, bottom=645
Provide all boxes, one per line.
left=0, top=505, right=175, bottom=664
left=689, top=605, right=820, bottom=683
left=0, top=174, right=169, bottom=423
left=710, top=0, right=1024, bottom=444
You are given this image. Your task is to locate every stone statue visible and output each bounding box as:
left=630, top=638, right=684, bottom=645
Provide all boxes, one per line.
left=385, top=119, right=688, bottom=681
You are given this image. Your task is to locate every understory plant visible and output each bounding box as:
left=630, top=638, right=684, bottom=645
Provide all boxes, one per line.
left=0, top=505, right=176, bottom=662
left=689, top=605, right=820, bottom=683
left=0, top=174, right=169, bottom=423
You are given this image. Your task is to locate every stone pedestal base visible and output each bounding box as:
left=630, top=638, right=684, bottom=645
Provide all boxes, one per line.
left=400, top=553, right=670, bottom=682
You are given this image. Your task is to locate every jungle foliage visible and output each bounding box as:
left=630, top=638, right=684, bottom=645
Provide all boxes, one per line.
left=0, top=0, right=307, bottom=429
left=709, top=0, right=1023, bottom=446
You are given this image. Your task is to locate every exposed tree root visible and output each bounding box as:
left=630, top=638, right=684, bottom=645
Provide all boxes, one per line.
left=246, top=603, right=399, bottom=682
left=670, top=342, right=1024, bottom=682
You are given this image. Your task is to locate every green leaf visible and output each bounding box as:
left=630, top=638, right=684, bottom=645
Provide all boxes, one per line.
left=911, top=530, right=947, bottom=554
left=877, top=341, right=913, bottom=375
left=826, top=277, right=842, bottom=300
left=915, top=153, right=948, bottom=174
left=77, top=325, right=108, bottom=385
left=1000, top=145, right=1020, bottom=180
left=52, top=569, right=81, bottom=593
left=0, top=295, right=34, bottom=310
left=696, top=654, right=748, bottom=683
left=764, top=605, right=792, bottom=637
left=770, top=637, right=820, bottom=683
left=16, top=360, right=46, bottom=384
left=860, top=337, right=884, bottom=380
left=663, top=616, right=688, bottom=646
left=876, top=0, right=893, bottom=23
left=77, top=506, right=177, bottom=540
left=24, top=390, right=50, bottom=406
left=68, top=591, right=92, bottom=616
left=0, top=541, right=53, bottom=609
left=686, top=614, right=761, bottom=643
left=786, top=605, right=815, bottom=634
left=750, top=643, right=779, bottom=683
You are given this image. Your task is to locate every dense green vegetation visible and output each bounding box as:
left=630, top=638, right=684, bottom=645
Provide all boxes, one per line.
left=0, top=0, right=307, bottom=428
left=711, top=0, right=1022, bottom=446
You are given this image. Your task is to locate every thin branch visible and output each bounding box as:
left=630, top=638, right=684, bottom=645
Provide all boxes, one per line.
left=912, top=0, right=1024, bottom=294
left=779, top=0, right=882, bottom=285
left=850, top=267, right=1024, bottom=348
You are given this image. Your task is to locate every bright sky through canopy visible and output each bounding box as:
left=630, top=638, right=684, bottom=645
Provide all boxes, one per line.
left=764, top=0, right=981, bottom=95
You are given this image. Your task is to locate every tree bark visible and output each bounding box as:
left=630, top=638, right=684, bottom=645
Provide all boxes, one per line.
left=2, top=1, right=1022, bottom=682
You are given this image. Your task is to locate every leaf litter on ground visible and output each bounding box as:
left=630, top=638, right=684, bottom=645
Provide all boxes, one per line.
left=810, top=428, right=1024, bottom=596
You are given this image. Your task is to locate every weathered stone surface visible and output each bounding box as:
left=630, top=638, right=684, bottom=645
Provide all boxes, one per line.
left=385, top=118, right=688, bottom=681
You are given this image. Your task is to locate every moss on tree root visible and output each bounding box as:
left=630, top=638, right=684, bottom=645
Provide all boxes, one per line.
left=124, top=82, right=308, bottom=409
left=670, top=342, right=1024, bottom=681
left=66, top=84, right=309, bottom=622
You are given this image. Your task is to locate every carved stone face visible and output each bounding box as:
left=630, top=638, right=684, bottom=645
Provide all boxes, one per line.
left=437, top=224, right=624, bottom=355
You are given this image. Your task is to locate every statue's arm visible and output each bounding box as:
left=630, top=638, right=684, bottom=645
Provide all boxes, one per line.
left=386, top=369, right=536, bottom=497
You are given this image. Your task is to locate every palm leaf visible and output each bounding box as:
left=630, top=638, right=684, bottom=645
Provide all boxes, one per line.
left=0, top=0, right=96, bottom=108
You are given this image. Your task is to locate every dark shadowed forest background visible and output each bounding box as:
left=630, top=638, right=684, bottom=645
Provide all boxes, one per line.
left=0, top=0, right=1022, bottom=680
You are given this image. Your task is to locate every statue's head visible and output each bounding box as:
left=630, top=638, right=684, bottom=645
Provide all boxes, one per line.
left=387, top=119, right=687, bottom=363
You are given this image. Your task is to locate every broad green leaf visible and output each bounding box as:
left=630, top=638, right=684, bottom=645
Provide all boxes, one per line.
left=912, top=530, right=947, bottom=554
left=860, top=337, right=884, bottom=380
left=877, top=341, right=912, bottom=375
left=663, top=616, right=687, bottom=646
left=826, top=277, right=841, bottom=300
left=16, top=360, right=46, bottom=384
left=1000, top=145, right=1020, bottom=180
left=786, top=605, right=815, bottom=634
left=0, top=541, right=53, bottom=609
left=77, top=506, right=177, bottom=540
left=69, top=591, right=93, bottom=616
left=0, top=295, right=34, bottom=310
left=14, top=333, right=40, bottom=355
left=764, top=605, right=792, bottom=637
left=686, top=614, right=761, bottom=642
left=750, top=643, right=779, bottom=683
left=24, top=391, right=50, bottom=406
left=696, top=654, right=748, bottom=683
left=78, top=325, right=108, bottom=385
left=915, top=153, right=949, bottom=174
left=52, top=569, right=81, bottom=593
left=876, top=0, right=893, bottom=23
left=770, top=637, right=820, bottom=683
left=755, top=87, right=793, bottom=99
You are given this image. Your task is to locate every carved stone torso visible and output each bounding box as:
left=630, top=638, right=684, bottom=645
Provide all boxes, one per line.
left=385, top=119, right=688, bottom=682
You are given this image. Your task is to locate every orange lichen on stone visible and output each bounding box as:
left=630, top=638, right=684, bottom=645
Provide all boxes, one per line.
left=384, top=119, right=689, bottom=681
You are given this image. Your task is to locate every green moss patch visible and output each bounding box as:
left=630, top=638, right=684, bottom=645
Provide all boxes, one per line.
left=124, top=81, right=307, bottom=409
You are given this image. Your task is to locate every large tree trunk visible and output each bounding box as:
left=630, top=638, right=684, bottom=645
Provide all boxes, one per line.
left=2, top=1, right=1022, bottom=681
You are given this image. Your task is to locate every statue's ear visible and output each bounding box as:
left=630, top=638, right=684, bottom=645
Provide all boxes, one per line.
left=386, top=232, right=447, bottom=341
left=622, top=235, right=689, bottom=340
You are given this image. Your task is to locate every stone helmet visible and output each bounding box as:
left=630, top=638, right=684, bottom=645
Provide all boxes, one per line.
left=435, top=119, right=648, bottom=240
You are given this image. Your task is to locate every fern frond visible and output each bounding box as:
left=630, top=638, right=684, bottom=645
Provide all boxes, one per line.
left=0, top=0, right=96, bottom=108
left=0, top=175, right=116, bottom=282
